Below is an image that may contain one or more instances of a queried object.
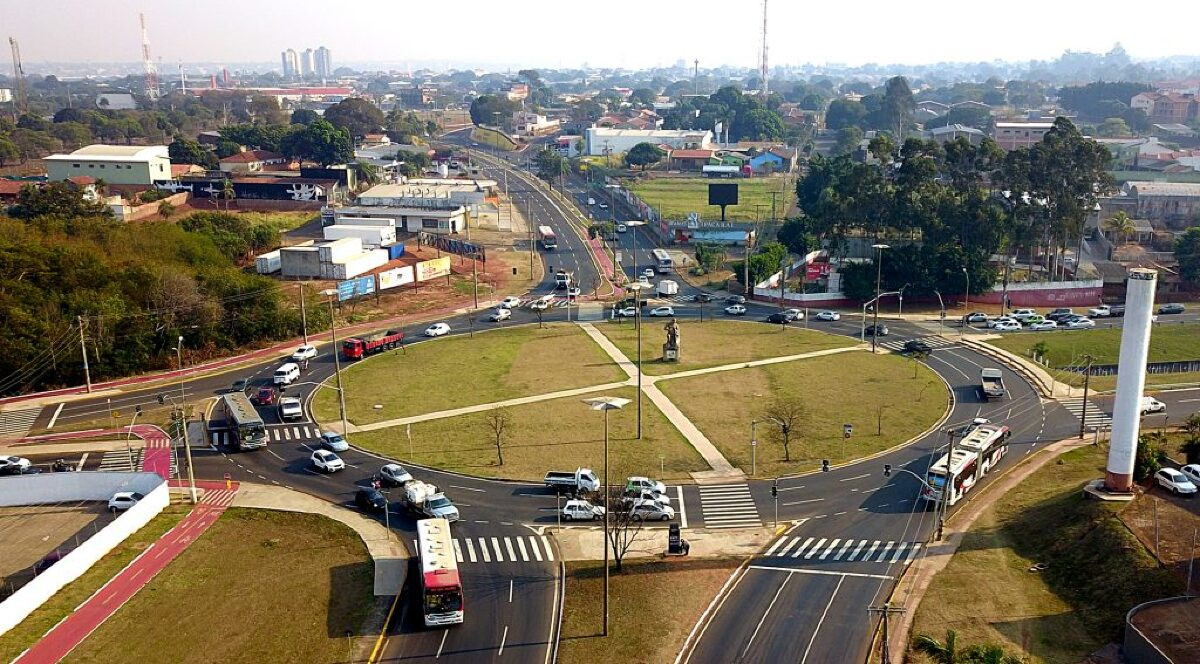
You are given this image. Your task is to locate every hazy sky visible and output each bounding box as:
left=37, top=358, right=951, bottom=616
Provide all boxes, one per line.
left=9, top=0, right=1199, bottom=70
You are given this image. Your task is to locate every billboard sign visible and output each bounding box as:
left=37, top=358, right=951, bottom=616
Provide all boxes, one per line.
left=805, top=263, right=831, bottom=281
left=416, top=257, right=451, bottom=282
left=417, top=232, right=486, bottom=262
left=378, top=266, right=415, bottom=290
left=337, top=275, right=376, bottom=301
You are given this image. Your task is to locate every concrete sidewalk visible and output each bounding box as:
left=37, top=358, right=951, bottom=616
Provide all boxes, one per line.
left=552, top=524, right=777, bottom=562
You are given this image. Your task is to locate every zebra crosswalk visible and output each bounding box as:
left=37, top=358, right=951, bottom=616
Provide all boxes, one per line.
left=210, top=425, right=320, bottom=447
left=698, top=484, right=761, bottom=529
left=878, top=337, right=959, bottom=352
left=764, top=535, right=924, bottom=565
left=0, top=407, right=40, bottom=440
left=411, top=534, right=556, bottom=565
left=1059, top=397, right=1112, bottom=429
left=97, top=448, right=179, bottom=477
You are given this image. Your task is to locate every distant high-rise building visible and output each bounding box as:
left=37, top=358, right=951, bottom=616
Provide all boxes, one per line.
left=301, top=48, right=315, bottom=77
left=281, top=49, right=299, bottom=78
left=315, top=46, right=332, bottom=79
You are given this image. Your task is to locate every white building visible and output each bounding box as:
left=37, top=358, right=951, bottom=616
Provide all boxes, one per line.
left=96, top=93, right=137, bottom=110
left=584, top=127, right=713, bottom=156
left=359, top=181, right=495, bottom=208
left=44, top=145, right=171, bottom=186
left=333, top=204, right=467, bottom=235
left=281, top=49, right=299, bottom=78
left=512, top=110, right=560, bottom=137
left=993, top=121, right=1055, bottom=150
left=315, top=47, right=333, bottom=79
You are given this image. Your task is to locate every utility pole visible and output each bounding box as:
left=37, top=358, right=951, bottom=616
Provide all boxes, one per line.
left=326, top=297, right=349, bottom=436
left=299, top=282, right=309, bottom=346
left=77, top=316, right=92, bottom=393
left=174, top=337, right=197, bottom=504
left=936, top=428, right=957, bottom=540
left=867, top=602, right=906, bottom=664
left=1079, top=354, right=1094, bottom=439
left=871, top=244, right=889, bottom=354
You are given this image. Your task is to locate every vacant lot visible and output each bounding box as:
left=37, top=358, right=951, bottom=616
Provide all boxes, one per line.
left=629, top=177, right=794, bottom=222
left=70, top=509, right=375, bottom=664
left=0, top=503, right=111, bottom=590
left=909, top=445, right=1182, bottom=663
left=312, top=324, right=623, bottom=425
left=660, top=351, right=946, bottom=477
left=350, top=385, right=707, bottom=481
left=598, top=320, right=856, bottom=376
left=559, top=558, right=739, bottom=664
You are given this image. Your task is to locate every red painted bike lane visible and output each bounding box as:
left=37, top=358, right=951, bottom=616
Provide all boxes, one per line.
left=15, top=481, right=238, bottom=664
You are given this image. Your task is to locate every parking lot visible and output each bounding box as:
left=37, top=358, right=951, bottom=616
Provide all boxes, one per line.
left=0, top=501, right=116, bottom=597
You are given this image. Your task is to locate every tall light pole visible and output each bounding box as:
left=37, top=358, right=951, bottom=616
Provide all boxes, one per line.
left=960, top=267, right=970, bottom=340
left=625, top=219, right=645, bottom=285
left=173, top=337, right=197, bottom=504
left=583, top=396, right=630, bottom=638
left=125, top=406, right=143, bottom=472
left=323, top=291, right=350, bottom=436
left=871, top=243, right=889, bottom=354
left=299, top=281, right=309, bottom=346
left=626, top=282, right=646, bottom=439
left=750, top=420, right=758, bottom=476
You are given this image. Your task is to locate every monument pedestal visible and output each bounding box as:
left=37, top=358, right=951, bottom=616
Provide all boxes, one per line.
left=663, top=345, right=679, bottom=362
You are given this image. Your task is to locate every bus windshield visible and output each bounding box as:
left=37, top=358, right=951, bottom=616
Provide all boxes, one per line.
left=425, top=587, right=463, bottom=613
left=239, top=422, right=267, bottom=446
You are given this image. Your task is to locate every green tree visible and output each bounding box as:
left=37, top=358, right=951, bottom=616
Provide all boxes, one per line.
left=534, top=148, right=568, bottom=189
left=1180, top=413, right=1200, bottom=464
left=469, top=94, right=521, bottom=126
left=322, top=97, right=385, bottom=138
left=628, top=88, right=658, bottom=107
left=912, top=630, right=963, bottom=664
left=158, top=200, right=175, bottom=219
left=1174, top=226, right=1200, bottom=285
left=168, top=136, right=212, bottom=167
left=1095, top=117, right=1132, bottom=137
left=833, top=126, right=864, bottom=156
left=694, top=243, right=727, bottom=272
left=961, top=644, right=1023, bottom=664
left=221, top=179, right=236, bottom=211
left=9, top=182, right=111, bottom=220
left=1135, top=432, right=1169, bottom=481
left=280, top=118, right=353, bottom=166
left=289, top=108, right=320, bottom=125
left=825, top=98, right=867, bottom=130
left=776, top=217, right=816, bottom=257
left=877, top=76, right=915, bottom=138
left=1105, top=211, right=1136, bottom=245
left=0, top=137, right=18, bottom=166
left=624, top=142, right=666, bottom=171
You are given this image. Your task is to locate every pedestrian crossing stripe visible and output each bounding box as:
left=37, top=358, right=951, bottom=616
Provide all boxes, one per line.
left=879, top=337, right=959, bottom=351
left=698, top=484, right=762, bottom=529
left=0, top=407, right=40, bottom=439
left=415, top=535, right=555, bottom=564
left=1059, top=398, right=1113, bottom=425
left=210, top=426, right=319, bottom=446
left=764, top=536, right=923, bottom=564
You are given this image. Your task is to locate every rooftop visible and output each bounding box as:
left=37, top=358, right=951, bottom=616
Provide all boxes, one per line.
left=220, top=150, right=286, bottom=164
left=671, top=149, right=715, bottom=159
left=44, top=144, right=169, bottom=163
left=1126, top=181, right=1200, bottom=197
left=586, top=127, right=710, bottom=138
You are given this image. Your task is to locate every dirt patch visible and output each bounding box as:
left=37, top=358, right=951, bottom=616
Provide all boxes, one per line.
left=1131, top=598, right=1200, bottom=663
left=0, top=502, right=113, bottom=595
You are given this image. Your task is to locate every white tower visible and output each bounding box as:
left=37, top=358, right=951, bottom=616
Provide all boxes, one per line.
left=1105, top=267, right=1158, bottom=492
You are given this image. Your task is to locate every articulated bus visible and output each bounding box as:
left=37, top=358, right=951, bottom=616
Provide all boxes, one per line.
left=652, top=248, right=673, bottom=273
left=220, top=392, right=267, bottom=451
left=956, top=424, right=1011, bottom=476
left=538, top=225, right=558, bottom=250
left=417, top=518, right=464, bottom=627
left=922, top=448, right=979, bottom=507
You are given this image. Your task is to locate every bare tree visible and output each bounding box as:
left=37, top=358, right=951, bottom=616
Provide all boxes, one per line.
left=762, top=398, right=807, bottom=462
left=483, top=406, right=513, bottom=466
left=910, top=349, right=930, bottom=378
left=604, top=487, right=645, bottom=572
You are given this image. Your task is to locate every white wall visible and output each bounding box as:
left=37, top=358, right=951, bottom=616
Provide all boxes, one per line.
left=0, top=473, right=168, bottom=637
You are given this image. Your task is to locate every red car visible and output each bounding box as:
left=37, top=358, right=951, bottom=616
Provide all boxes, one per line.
left=254, top=386, right=278, bottom=406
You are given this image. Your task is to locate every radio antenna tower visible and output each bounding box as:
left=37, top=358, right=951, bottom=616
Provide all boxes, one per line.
left=9, top=38, right=27, bottom=116
left=759, top=0, right=769, bottom=99
left=140, top=12, right=159, bottom=99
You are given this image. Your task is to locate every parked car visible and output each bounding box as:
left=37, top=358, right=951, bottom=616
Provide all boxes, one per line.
left=724, top=304, right=747, bottom=316
left=291, top=344, right=318, bottom=362
left=1155, top=468, right=1197, bottom=495
left=993, top=320, right=1022, bottom=332
left=1028, top=320, right=1058, bottom=331
left=379, top=463, right=413, bottom=486
left=230, top=379, right=249, bottom=393
left=108, top=491, right=144, bottom=511
left=424, top=322, right=451, bottom=337
left=1010, top=308, right=1039, bottom=322
left=617, top=306, right=638, bottom=317
left=815, top=310, right=841, bottom=321
left=1140, top=396, right=1167, bottom=415
left=1159, top=303, right=1186, bottom=315
left=903, top=339, right=933, bottom=354
left=499, top=296, right=522, bottom=309
left=254, top=386, right=278, bottom=406
left=964, top=312, right=989, bottom=323
left=1064, top=317, right=1096, bottom=329
left=782, top=308, right=805, bottom=321
left=865, top=323, right=889, bottom=337
left=766, top=312, right=790, bottom=324
left=355, top=487, right=387, bottom=512
left=616, top=224, right=627, bottom=233
left=629, top=501, right=675, bottom=521
left=279, top=397, right=303, bottom=421
left=319, top=431, right=349, bottom=452
left=1180, top=464, right=1200, bottom=485
left=0, top=455, right=32, bottom=475
left=1022, top=314, right=1046, bottom=326
left=311, top=449, right=345, bottom=473
left=598, top=202, right=609, bottom=210
left=650, top=306, right=675, bottom=317
left=726, top=295, right=746, bottom=305
left=627, top=489, right=671, bottom=507
left=561, top=499, right=605, bottom=521
left=1088, top=305, right=1114, bottom=317
left=488, top=308, right=512, bottom=322
left=34, top=550, right=65, bottom=574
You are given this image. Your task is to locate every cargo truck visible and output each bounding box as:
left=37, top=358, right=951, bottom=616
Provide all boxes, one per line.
left=403, top=480, right=460, bottom=522
left=343, top=330, right=404, bottom=360
left=979, top=368, right=1006, bottom=401
left=544, top=468, right=601, bottom=493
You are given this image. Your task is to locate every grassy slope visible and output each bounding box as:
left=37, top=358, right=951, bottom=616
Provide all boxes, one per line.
left=597, top=320, right=856, bottom=376
left=68, top=509, right=374, bottom=664
left=312, top=324, right=624, bottom=425
left=628, top=177, right=794, bottom=222
left=987, top=323, right=1200, bottom=367
left=909, top=445, right=1183, bottom=663
left=350, top=385, right=707, bottom=481
left=659, top=351, right=947, bottom=477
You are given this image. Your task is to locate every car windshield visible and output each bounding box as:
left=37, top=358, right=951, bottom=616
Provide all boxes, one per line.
left=425, top=587, right=463, bottom=613
left=327, top=435, right=344, bottom=444
left=428, top=497, right=452, bottom=509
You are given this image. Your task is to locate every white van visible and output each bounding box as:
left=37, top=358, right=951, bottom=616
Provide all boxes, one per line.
left=1140, top=396, right=1166, bottom=415
left=273, top=362, right=300, bottom=386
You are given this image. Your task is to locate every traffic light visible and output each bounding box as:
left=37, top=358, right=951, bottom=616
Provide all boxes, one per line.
left=771, top=483, right=778, bottom=498
left=884, top=464, right=892, bottom=477
left=821, top=459, right=830, bottom=472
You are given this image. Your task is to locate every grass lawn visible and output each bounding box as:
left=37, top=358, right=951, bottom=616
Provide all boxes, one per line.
left=558, top=558, right=740, bottom=664
left=908, top=445, right=1183, bottom=663
left=0, top=507, right=187, bottom=662
left=988, top=323, right=1200, bottom=367
left=312, top=324, right=624, bottom=425
left=471, top=126, right=518, bottom=150
left=349, top=386, right=708, bottom=481
left=69, top=509, right=375, bottom=664
left=597, top=320, right=857, bottom=376
left=628, top=177, right=794, bottom=222
left=659, top=351, right=947, bottom=477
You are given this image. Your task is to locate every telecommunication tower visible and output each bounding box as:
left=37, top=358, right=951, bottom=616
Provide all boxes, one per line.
left=140, top=13, right=159, bottom=99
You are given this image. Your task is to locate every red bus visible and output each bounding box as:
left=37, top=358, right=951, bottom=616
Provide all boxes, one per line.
left=921, top=448, right=979, bottom=507
left=417, top=518, right=464, bottom=627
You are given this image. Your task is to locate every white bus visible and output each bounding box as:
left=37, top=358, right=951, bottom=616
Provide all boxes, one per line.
left=652, top=248, right=672, bottom=274
left=956, top=424, right=1011, bottom=477
left=417, top=518, right=464, bottom=627
left=220, top=392, right=267, bottom=451
left=538, top=225, right=558, bottom=250
left=921, top=448, right=979, bottom=507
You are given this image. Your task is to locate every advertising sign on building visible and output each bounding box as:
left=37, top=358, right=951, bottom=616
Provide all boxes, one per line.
left=415, top=257, right=451, bottom=282
left=378, top=265, right=415, bottom=290
left=337, top=275, right=376, bottom=301
left=805, top=263, right=831, bottom=281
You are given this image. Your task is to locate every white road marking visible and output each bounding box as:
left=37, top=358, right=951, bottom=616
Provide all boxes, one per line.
left=838, top=473, right=871, bottom=482
left=875, top=541, right=895, bottom=562
left=541, top=535, right=554, bottom=561
left=449, top=485, right=486, bottom=492
left=819, top=539, right=841, bottom=560
left=528, top=536, right=543, bottom=562
left=478, top=538, right=491, bottom=563
left=47, top=403, right=64, bottom=429
left=740, top=570, right=794, bottom=660
left=800, top=576, right=846, bottom=664
left=498, top=625, right=509, bottom=657
left=789, top=537, right=815, bottom=558
left=76, top=453, right=89, bottom=471
left=509, top=579, right=514, bottom=603
left=436, top=630, right=448, bottom=658
left=506, top=538, right=518, bottom=561
left=466, top=538, right=478, bottom=563
left=491, top=537, right=503, bottom=561
left=804, top=538, right=828, bottom=559
left=676, top=485, right=687, bottom=528
left=765, top=537, right=788, bottom=557
left=783, top=498, right=824, bottom=506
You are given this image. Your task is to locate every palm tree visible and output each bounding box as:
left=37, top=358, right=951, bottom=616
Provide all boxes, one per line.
left=962, top=644, right=1024, bottom=664
left=1104, top=211, right=1136, bottom=245
left=913, top=630, right=963, bottom=664
left=221, top=178, right=235, bottom=211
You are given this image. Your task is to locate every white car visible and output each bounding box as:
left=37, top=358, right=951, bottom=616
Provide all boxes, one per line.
left=616, top=224, right=627, bottom=233
left=1010, top=308, right=1039, bottom=322
left=1064, top=317, right=1096, bottom=329
left=499, top=296, right=522, bottom=309
left=598, top=202, right=609, bottom=210
left=642, top=268, right=655, bottom=279
left=1088, top=305, right=1112, bottom=317
left=279, top=397, right=303, bottom=421
left=616, top=306, right=638, bottom=318
left=1181, top=464, right=1200, bottom=485
left=529, top=299, right=551, bottom=311
left=815, top=310, right=840, bottom=321
left=566, top=287, right=582, bottom=298
left=724, top=304, right=747, bottom=316
left=291, top=344, right=318, bottom=362
left=628, top=490, right=671, bottom=507
left=1155, top=468, right=1197, bottom=495
left=1028, top=320, right=1058, bottom=331
left=319, top=431, right=349, bottom=452
left=561, top=499, right=605, bottom=521
left=108, top=491, right=144, bottom=511
left=380, top=463, right=414, bottom=486
left=0, top=455, right=32, bottom=475
left=649, top=306, right=674, bottom=317
left=311, top=449, right=345, bottom=473
left=488, top=308, right=511, bottom=322
left=1140, top=396, right=1167, bottom=415
left=987, top=316, right=1018, bottom=329
left=992, top=320, right=1022, bottom=332
left=964, top=312, right=989, bottom=324
left=424, top=322, right=451, bottom=337
left=630, top=501, right=675, bottom=521
left=626, top=476, right=667, bottom=495
left=783, top=308, right=804, bottom=321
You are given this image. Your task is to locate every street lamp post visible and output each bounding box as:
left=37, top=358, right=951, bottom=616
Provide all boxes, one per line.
left=125, top=406, right=143, bottom=472
left=871, top=244, right=889, bottom=354
left=626, top=218, right=646, bottom=285
left=626, top=282, right=646, bottom=440
left=173, top=337, right=198, bottom=504
left=960, top=267, right=970, bottom=340
left=751, top=420, right=758, bottom=476
left=323, top=291, right=350, bottom=437
left=582, top=396, right=630, bottom=638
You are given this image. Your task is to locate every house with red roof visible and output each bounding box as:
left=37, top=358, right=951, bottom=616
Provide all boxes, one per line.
left=218, top=150, right=289, bottom=173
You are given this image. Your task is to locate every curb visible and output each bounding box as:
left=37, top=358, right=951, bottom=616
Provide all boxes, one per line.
left=957, top=337, right=1058, bottom=399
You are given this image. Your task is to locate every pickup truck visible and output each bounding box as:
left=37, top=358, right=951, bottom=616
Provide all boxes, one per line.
left=979, top=368, right=1006, bottom=401
left=1088, top=304, right=1125, bottom=317
left=545, top=468, right=600, bottom=493
left=403, top=480, right=460, bottom=522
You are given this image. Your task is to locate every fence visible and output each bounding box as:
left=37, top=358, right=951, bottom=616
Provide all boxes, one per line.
left=1059, top=359, right=1200, bottom=376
